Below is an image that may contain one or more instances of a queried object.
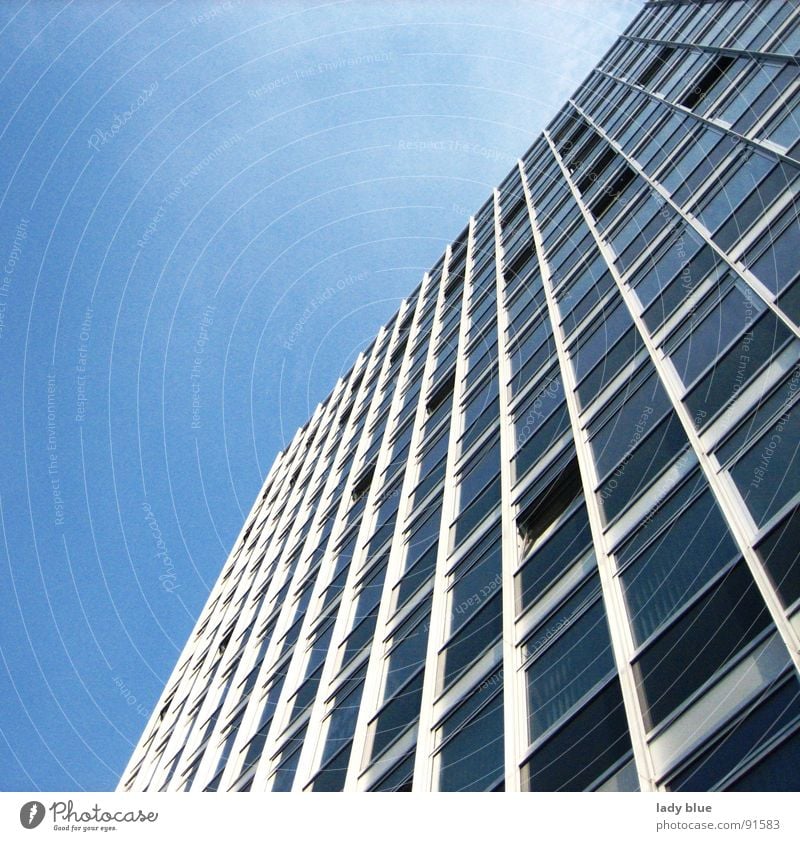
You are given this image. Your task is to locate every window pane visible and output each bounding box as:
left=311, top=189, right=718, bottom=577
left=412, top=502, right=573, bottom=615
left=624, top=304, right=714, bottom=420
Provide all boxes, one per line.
left=517, top=503, right=593, bottom=613
left=634, top=562, right=772, bottom=729
left=526, top=597, right=615, bottom=741
left=522, top=678, right=632, bottom=791
left=442, top=591, right=502, bottom=689
left=668, top=284, right=758, bottom=388
left=597, top=410, right=688, bottom=524
left=438, top=692, right=504, bottom=791
left=755, top=504, right=800, bottom=608
left=621, top=489, right=739, bottom=644
left=668, top=676, right=800, bottom=792
left=731, top=404, right=800, bottom=527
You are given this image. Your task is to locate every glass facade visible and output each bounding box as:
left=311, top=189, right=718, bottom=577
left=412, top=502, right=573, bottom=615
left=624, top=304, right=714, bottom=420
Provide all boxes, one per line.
left=121, top=0, right=800, bottom=793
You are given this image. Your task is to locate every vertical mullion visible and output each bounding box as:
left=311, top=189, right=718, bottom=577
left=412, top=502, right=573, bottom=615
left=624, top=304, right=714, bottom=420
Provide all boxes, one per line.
left=519, top=156, right=659, bottom=792
left=412, top=222, right=476, bottom=791
left=492, top=187, right=524, bottom=792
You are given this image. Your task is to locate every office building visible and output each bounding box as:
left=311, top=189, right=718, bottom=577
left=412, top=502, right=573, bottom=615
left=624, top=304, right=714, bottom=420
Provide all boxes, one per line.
left=120, top=0, right=800, bottom=792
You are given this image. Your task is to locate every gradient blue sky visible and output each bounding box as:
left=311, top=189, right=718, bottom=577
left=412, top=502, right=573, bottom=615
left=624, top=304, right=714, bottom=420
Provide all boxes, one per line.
left=0, top=0, right=640, bottom=791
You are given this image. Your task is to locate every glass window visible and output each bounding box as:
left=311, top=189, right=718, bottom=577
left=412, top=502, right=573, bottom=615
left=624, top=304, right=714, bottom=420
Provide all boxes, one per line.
left=693, top=151, right=774, bottom=234
left=384, top=609, right=430, bottom=701
left=684, top=310, right=794, bottom=427
left=457, top=438, right=500, bottom=513
left=632, top=224, right=705, bottom=311
left=731, top=64, right=799, bottom=135
left=269, top=723, right=307, bottom=791
left=516, top=502, right=593, bottom=614
left=713, top=61, right=782, bottom=126
left=461, top=368, right=499, bottom=451
left=570, top=298, right=632, bottom=382
left=730, top=400, right=800, bottom=527
left=597, top=410, right=689, bottom=525
left=668, top=675, right=800, bottom=792
left=578, top=324, right=646, bottom=410
left=667, top=283, right=760, bottom=389
left=745, top=210, right=800, bottom=298
left=621, top=488, right=740, bottom=644
left=437, top=689, right=504, bottom=791
left=636, top=111, right=692, bottom=173
left=513, top=402, right=570, bottom=485
left=756, top=503, right=800, bottom=608
left=522, top=678, right=633, bottom=792
left=526, top=597, right=615, bottom=742
left=658, top=126, right=723, bottom=196
left=760, top=90, right=800, bottom=150
left=634, top=561, right=772, bottom=730
left=368, top=670, right=424, bottom=762
left=441, top=590, right=502, bottom=689
left=449, top=527, right=502, bottom=632
left=589, top=371, right=673, bottom=481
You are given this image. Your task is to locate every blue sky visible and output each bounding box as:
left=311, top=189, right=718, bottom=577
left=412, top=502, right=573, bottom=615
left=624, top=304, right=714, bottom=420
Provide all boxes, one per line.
left=0, top=0, right=639, bottom=791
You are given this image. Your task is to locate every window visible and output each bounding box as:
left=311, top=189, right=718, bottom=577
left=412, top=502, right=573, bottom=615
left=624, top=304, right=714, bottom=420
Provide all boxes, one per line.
left=635, top=45, right=676, bottom=88
left=449, top=525, right=502, bottom=632
left=730, top=398, right=800, bottom=527
left=525, top=594, right=615, bottom=741
left=269, top=723, right=307, bottom=791
left=384, top=606, right=430, bottom=701
left=589, top=370, right=673, bottom=481
left=679, top=55, right=736, bottom=110
left=597, top=408, right=688, bottom=525
left=588, top=163, right=637, bottom=223
left=513, top=376, right=570, bottom=484
left=436, top=683, right=504, bottom=791
left=516, top=501, right=593, bottom=614
left=684, top=309, right=793, bottom=427
left=517, top=456, right=583, bottom=554
left=522, top=678, right=633, bottom=791
left=368, top=670, right=424, bottom=762
left=666, top=281, right=760, bottom=389
left=668, top=675, right=800, bottom=792
left=634, top=561, right=772, bottom=730
left=696, top=156, right=792, bottom=249
left=632, top=223, right=706, bottom=311
left=745, top=206, right=800, bottom=301
left=755, top=504, right=800, bottom=608
left=620, top=487, right=740, bottom=644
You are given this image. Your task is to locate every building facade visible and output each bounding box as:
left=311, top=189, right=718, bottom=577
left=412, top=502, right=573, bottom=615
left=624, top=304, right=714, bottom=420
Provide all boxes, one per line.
left=120, top=0, right=800, bottom=792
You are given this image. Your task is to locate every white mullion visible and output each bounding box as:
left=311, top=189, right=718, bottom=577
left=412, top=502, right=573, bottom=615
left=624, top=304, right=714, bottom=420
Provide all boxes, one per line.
left=345, top=248, right=452, bottom=791
left=250, top=348, right=388, bottom=791
left=545, top=120, right=800, bottom=678
left=413, top=222, right=476, bottom=792
left=184, top=391, right=348, bottom=791
left=519, top=156, right=659, bottom=792
left=492, top=187, right=524, bottom=792
left=292, top=288, right=431, bottom=791
left=133, top=422, right=313, bottom=792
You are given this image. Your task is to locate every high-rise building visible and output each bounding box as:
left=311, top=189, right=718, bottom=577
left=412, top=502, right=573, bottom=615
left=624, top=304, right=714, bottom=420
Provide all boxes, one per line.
left=120, top=0, right=800, bottom=793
